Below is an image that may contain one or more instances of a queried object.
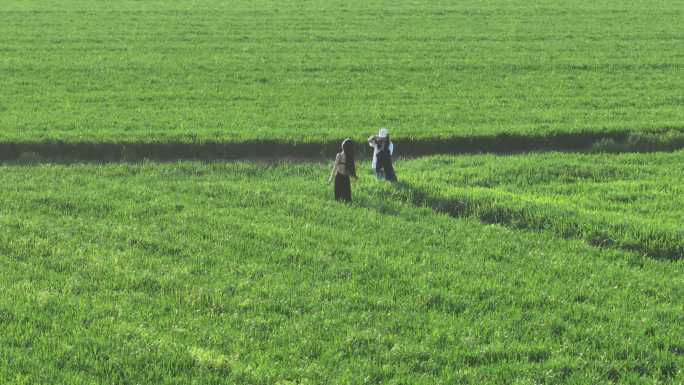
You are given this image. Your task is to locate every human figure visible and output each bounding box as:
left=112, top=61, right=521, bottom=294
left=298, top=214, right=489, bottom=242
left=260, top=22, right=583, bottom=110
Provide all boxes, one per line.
left=328, top=138, right=357, bottom=202
left=368, top=128, right=396, bottom=182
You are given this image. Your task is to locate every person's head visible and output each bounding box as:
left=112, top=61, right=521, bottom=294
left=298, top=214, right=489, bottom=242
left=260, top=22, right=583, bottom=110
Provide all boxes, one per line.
left=377, top=128, right=390, bottom=148
left=341, top=138, right=356, bottom=177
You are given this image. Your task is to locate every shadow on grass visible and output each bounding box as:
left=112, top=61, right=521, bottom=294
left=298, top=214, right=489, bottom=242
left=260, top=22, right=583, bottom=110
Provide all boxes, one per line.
left=359, top=179, right=683, bottom=261
left=2, top=129, right=683, bottom=164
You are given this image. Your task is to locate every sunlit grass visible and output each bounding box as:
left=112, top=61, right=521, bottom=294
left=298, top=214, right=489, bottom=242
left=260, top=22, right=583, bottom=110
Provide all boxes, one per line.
left=1, top=0, right=682, bottom=144
left=0, top=161, right=682, bottom=384
left=395, top=151, right=684, bottom=259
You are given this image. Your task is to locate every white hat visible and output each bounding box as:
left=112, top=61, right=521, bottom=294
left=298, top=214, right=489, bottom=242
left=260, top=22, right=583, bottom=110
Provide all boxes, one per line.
left=378, top=128, right=389, bottom=138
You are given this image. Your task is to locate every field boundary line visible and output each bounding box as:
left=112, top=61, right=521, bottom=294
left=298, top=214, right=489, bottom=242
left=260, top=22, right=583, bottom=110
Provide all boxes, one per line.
left=1, top=129, right=683, bottom=163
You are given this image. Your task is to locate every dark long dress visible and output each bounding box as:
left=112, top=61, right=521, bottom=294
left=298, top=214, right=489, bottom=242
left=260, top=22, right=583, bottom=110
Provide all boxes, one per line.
left=335, top=172, right=352, bottom=202
left=376, top=149, right=397, bottom=182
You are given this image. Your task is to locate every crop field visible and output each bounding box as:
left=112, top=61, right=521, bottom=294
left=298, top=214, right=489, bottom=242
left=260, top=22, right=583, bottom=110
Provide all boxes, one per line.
left=0, top=161, right=683, bottom=384
left=1, top=0, right=683, bottom=145
left=2, top=0, right=683, bottom=383
left=395, top=151, right=684, bottom=260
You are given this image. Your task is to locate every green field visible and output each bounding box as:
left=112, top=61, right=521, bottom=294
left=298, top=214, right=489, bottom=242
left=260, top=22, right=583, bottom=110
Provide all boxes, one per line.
left=395, top=151, right=684, bottom=259
left=1, top=161, right=682, bottom=384
left=1, top=0, right=683, bottom=144
left=2, top=0, right=683, bottom=383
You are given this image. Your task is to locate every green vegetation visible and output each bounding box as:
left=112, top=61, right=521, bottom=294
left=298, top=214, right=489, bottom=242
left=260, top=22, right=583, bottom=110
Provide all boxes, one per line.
left=395, top=151, right=684, bottom=259
left=2, top=0, right=682, bottom=383
left=1, top=0, right=683, bottom=145
left=1, top=162, right=683, bottom=384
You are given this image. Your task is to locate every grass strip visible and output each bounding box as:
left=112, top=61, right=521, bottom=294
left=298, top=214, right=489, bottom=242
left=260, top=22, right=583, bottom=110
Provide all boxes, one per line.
left=0, top=161, right=682, bottom=384
left=392, top=151, right=684, bottom=259
left=2, top=0, right=683, bottom=144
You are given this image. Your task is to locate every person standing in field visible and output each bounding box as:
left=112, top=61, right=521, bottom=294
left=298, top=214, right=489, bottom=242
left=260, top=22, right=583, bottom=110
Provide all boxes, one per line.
left=328, top=138, right=357, bottom=202
left=368, top=128, right=397, bottom=182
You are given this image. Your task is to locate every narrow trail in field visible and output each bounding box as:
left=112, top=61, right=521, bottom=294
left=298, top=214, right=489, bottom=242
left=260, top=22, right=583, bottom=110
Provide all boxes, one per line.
left=2, top=129, right=683, bottom=163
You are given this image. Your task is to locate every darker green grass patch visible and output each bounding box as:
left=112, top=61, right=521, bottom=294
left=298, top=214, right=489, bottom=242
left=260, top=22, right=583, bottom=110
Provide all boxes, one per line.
left=2, top=130, right=684, bottom=163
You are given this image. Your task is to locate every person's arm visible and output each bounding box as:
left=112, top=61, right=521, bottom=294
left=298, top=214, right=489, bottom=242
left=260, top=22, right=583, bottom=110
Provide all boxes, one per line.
left=328, top=155, right=339, bottom=183
left=368, top=136, right=377, bottom=148
left=389, top=142, right=395, bottom=156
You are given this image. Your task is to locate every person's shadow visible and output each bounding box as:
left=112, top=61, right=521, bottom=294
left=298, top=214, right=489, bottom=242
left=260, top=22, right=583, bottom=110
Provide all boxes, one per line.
left=353, top=179, right=467, bottom=220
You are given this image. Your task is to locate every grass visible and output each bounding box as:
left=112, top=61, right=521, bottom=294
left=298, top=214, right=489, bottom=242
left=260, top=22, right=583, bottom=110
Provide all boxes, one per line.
left=1, top=1, right=682, bottom=382
left=1, top=0, right=683, bottom=145
left=1, top=161, right=683, bottom=384
left=394, top=151, right=684, bottom=259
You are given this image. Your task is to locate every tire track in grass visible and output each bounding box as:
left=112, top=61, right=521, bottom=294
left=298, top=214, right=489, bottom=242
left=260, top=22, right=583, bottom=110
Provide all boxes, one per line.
left=381, top=178, right=683, bottom=261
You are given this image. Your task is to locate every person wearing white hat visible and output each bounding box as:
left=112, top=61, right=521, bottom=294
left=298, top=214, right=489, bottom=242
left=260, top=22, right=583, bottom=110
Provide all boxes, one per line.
left=368, top=128, right=396, bottom=181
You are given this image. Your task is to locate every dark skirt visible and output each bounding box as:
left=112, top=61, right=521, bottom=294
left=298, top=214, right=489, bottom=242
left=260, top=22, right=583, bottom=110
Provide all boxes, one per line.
left=335, top=173, right=352, bottom=202
left=376, top=150, right=397, bottom=182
